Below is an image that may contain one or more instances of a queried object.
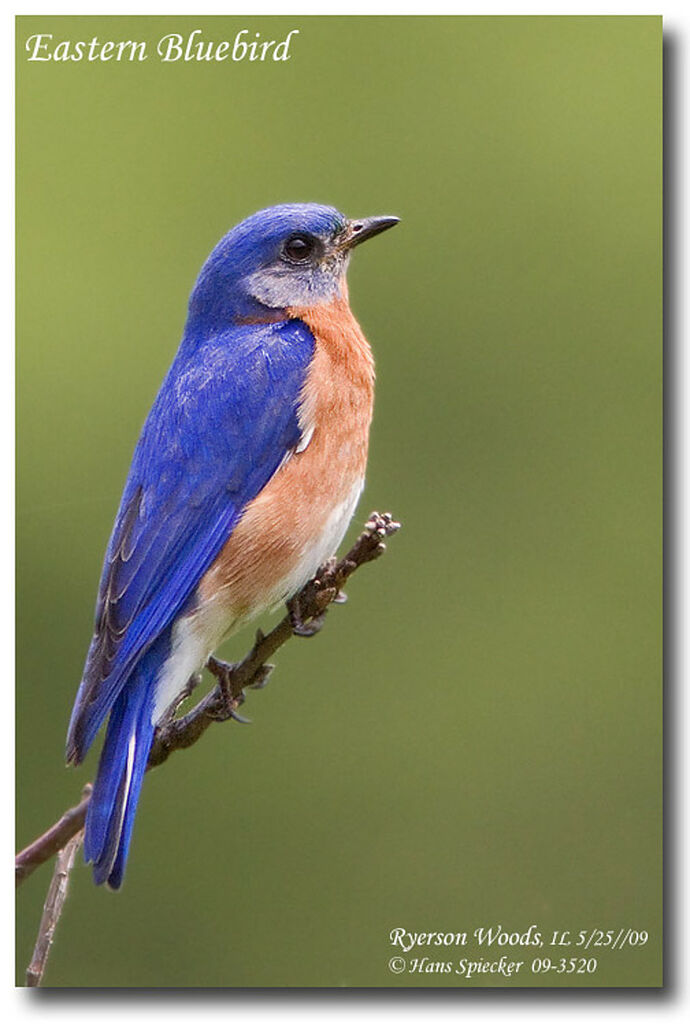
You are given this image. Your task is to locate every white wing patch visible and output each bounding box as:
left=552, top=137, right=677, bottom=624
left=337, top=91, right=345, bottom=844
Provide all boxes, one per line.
left=296, top=374, right=318, bottom=455
left=296, top=422, right=314, bottom=454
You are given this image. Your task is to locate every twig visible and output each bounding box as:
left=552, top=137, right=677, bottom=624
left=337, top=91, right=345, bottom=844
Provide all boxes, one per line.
left=16, top=788, right=92, bottom=887
left=16, top=512, right=400, bottom=886
left=25, top=786, right=91, bottom=987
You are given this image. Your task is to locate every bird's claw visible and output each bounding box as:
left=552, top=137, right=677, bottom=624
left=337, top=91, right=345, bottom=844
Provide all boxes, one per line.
left=206, top=656, right=251, bottom=723
left=287, top=594, right=327, bottom=637
left=207, top=686, right=251, bottom=724
left=249, top=663, right=274, bottom=690
left=228, top=703, right=252, bottom=725
left=295, top=611, right=327, bottom=637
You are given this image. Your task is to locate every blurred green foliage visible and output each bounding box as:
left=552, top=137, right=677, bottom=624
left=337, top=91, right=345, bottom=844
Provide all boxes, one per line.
left=16, top=16, right=661, bottom=987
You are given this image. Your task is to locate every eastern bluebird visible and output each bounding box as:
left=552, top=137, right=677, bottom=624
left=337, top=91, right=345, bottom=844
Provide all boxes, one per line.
left=66, top=203, right=398, bottom=888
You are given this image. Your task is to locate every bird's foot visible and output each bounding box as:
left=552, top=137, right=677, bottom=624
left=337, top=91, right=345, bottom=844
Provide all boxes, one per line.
left=287, top=593, right=327, bottom=637
left=206, top=655, right=251, bottom=724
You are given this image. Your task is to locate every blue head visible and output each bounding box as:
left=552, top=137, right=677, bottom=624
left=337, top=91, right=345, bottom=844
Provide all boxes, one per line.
left=187, top=203, right=399, bottom=331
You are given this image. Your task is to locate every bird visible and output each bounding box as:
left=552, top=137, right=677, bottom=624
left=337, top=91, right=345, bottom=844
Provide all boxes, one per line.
left=65, top=202, right=399, bottom=888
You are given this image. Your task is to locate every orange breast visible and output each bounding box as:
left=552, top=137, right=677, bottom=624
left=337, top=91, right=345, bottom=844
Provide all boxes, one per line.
left=198, top=294, right=375, bottom=620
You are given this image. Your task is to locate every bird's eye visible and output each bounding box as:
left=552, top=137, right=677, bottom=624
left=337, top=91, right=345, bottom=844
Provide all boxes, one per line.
left=283, top=233, right=315, bottom=263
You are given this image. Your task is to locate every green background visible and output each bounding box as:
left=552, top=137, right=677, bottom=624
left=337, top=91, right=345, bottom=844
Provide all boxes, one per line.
left=16, top=16, right=662, bottom=987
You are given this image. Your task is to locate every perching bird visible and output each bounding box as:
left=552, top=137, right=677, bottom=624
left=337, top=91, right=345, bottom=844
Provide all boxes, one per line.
left=66, top=203, right=398, bottom=888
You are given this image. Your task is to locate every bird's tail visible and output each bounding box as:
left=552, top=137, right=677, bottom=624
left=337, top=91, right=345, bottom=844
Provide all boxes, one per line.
left=84, top=667, right=156, bottom=889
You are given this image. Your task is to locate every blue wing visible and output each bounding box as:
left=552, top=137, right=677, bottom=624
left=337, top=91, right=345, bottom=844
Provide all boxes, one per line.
left=66, top=318, right=314, bottom=764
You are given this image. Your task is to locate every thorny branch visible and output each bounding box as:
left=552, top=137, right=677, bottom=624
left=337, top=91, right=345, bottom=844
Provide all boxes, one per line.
left=16, top=512, right=400, bottom=891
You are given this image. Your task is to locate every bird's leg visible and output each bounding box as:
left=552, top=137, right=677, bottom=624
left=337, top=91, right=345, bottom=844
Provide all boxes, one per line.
left=287, top=592, right=327, bottom=638
left=177, top=672, right=203, bottom=709
left=206, top=655, right=251, bottom=724
left=156, top=672, right=203, bottom=729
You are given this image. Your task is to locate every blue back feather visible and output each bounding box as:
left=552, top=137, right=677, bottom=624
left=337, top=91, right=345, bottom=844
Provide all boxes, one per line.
left=67, top=318, right=314, bottom=765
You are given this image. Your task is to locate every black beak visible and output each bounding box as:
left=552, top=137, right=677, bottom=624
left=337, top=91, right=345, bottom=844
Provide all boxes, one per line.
left=339, top=215, right=400, bottom=250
